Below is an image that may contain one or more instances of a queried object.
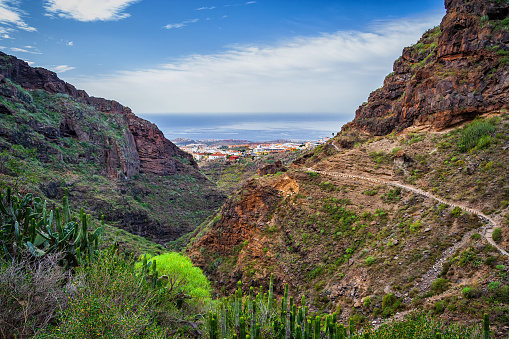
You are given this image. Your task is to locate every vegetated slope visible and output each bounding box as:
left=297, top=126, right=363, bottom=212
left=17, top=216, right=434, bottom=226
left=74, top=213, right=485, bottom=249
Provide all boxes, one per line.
left=188, top=0, right=509, bottom=336
left=200, top=151, right=303, bottom=196
left=0, top=51, right=226, bottom=249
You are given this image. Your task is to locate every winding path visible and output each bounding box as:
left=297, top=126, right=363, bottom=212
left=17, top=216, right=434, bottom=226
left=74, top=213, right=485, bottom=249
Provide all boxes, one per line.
left=305, top=167, right=508, bottom=291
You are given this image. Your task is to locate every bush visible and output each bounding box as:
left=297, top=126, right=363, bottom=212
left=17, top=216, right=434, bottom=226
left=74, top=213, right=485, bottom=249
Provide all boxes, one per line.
left=462, top=286, right=481, bottom=299
left=458, top=119, right=496, bottom=152
left=381, top=293, right=403, bottom=318
left=485, top=255, right=497, bottom=267
left=451, top=206, right=462, bottom=217
left=0, top=255, right=70, bottom=338
left=493, top=228, right=502, bottom=243
left=488, top=281, right=501, bottom=291
left=137, top=252, right=211, bottom=303
left=366, top=256, right=376, bottom=265
left=430, top=278, right=450, bottom=295
left=50, top=248, right=168, bottom=338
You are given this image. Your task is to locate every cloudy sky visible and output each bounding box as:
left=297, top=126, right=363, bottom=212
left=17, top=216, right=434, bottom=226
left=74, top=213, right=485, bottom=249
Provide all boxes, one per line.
left=0, top=0, right=445, bottom=115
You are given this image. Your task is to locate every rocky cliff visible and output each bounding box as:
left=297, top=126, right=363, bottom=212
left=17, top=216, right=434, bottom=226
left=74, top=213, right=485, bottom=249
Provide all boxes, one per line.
left=0, top=51, right=225, bottom=245
left=343, top=0, right=509, bottom=135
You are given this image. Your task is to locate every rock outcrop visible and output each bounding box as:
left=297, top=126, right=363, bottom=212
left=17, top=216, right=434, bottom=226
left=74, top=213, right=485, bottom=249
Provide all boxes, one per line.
left=257, top=160, right=286, bottom=177
left=343, top=0, right=509, bottom=135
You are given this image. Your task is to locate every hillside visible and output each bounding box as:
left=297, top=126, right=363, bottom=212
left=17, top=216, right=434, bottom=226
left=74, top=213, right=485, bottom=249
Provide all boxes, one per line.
left=188, top=0, right=509, bottom=336
left=200, top=151, right=303, bottom=196
left=0, top=52, right=226, bottom=250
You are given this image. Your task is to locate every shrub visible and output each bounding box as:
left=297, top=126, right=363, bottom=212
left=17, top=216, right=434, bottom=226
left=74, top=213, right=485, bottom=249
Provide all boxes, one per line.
left=381, top=293, right=403, bottom=318
left=458, top=119, right=496, bottom=152
left=451, top=206, right=462, bottom=217
left=51, top=248, right=189, bottom=338
left=430, top=278, right=450, bottom=295
left=471, top=233, right=481, bottom=240
left=137, top=252, right=211, bottom=302
left=488, top=281, right=501, bottom=291
left=462, top=286, right=481, bottom=299
left=485, top=255, right=497, bottom=267
left=0, top=255, right=70, bottom=338
left=365, top=256, right=376, bottom=265
left=458, top=248, right=481, bottom=266
left=492, top=228, right=502, bottom=243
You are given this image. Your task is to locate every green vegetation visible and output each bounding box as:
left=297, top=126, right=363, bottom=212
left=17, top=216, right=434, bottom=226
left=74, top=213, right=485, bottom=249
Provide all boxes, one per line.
left=451, top=206, right=462, bottom=218
left=492, top=228, right=502, bottom=243
left=0, top=187, right=102, bottom=267
left=207, top=276, right=483, bottom=339
left=136, top=252, right=210, bottom=302
left=458, top=119, right=496, bottom=152
left=0, top=187, right=208, bottom=338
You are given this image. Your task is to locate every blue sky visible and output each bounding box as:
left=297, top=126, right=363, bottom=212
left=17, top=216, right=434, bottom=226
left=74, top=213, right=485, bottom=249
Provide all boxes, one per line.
left=0, top=0, right=445, bottom=114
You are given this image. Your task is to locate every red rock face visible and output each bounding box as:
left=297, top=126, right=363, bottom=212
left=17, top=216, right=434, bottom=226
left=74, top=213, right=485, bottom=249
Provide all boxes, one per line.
left=344, top=0, right=509, bottom=136
left=126, top=111, right=197, bottom=175
left=0, top=51, right=197, bottom=178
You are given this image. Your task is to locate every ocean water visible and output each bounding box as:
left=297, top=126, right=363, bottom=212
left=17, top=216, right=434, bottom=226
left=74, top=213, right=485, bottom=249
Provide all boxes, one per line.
left=137, top=113, right=352, bottom=142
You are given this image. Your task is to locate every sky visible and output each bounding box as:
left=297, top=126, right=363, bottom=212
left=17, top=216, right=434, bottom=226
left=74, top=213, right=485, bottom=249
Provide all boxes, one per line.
left=0, top=0, right=446, bottom=116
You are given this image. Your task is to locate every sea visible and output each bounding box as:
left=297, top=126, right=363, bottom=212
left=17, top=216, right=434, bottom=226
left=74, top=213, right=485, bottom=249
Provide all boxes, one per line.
left=137, top=113, right=353, bottom=142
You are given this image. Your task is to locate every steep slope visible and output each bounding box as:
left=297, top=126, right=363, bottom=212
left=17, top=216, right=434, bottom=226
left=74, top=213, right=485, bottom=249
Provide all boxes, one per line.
left=189, top=0, right=509, bottom=335
left=343, top=0, right=509, bottom=135
left=0, top=52, right=225, bottom=247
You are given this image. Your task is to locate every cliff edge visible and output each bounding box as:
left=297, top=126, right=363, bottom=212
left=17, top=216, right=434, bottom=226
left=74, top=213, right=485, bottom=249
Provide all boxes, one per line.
left=343, top=0, right=509, bottom=135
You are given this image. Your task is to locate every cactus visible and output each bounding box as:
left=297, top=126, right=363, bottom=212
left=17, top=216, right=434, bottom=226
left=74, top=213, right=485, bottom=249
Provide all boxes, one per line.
left=313, top=316, right=320, bottom=339
left=483, top=313, right=489, bottom=339
left=268, top=273, right=274, bottom=316
left=209, top=311, right=219, bottom=339
left=338, top=324, right=346, bottom=339
left=349, top=318, right=355, bottom=338
left=240, top=316, right=246, bottom=339
left=290, top=304, right=296, bottom=338
left=0, top=186, right=102, bottom=266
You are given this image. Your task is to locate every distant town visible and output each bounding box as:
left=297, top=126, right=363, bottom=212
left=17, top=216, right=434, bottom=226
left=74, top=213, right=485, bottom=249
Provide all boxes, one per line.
left=173, top=137, right=332, bottom=162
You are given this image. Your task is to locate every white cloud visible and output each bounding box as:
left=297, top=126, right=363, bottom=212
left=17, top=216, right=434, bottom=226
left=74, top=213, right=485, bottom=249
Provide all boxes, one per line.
left=51, top=65, right=75, bottom=73
left=10, top=46, right=41, bottom=54
left=67, top=41, right=73, bottom=46
left=245, top=1, right=256, bottom=4
left=196, top=6, right=215, bottom=11
left=164, top=18, right=199, bottom=29
left=44, top=0, right=139, bottom=22
left=0, top=0, right=36, bottom=32
left=71, top=13, right=443, bottom=114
